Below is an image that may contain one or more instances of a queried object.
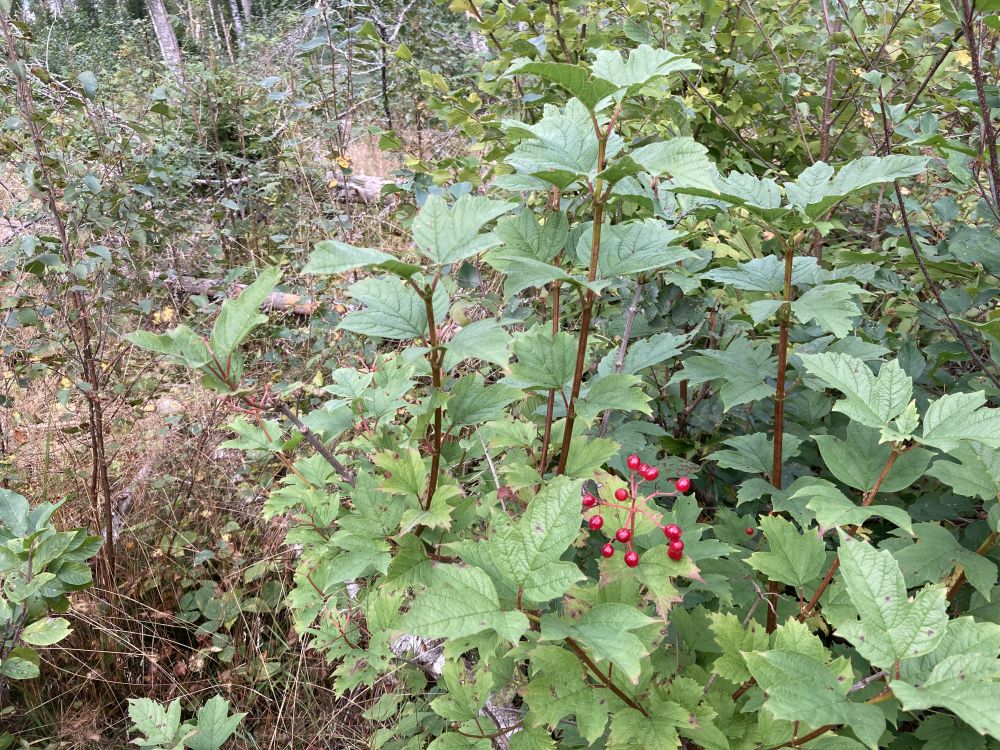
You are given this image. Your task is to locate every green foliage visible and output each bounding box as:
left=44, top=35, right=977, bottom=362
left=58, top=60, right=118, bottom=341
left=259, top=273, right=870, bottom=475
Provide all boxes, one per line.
left=0, top=491, right=99, bottom=688
left=127, top=696, right=245, bottom=750
left=7, top=0, right=1000, bottom=746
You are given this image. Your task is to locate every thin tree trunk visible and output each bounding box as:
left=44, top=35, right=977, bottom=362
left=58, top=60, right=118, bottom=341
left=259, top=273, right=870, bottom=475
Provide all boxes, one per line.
left=145, top=0, right=182, bottom=75
left=240, top=0, right=250, bottom=28
left=227, top=0, right=244, bottom=48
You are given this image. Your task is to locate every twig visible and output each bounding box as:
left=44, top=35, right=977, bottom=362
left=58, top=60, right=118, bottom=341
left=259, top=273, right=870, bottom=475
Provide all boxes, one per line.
left=564, top=637, right=650, bottom=717
left=960, top=0, right=1000, bottom=209
left=598, top=282, right=643, bottom=437
left=272, top=401, right=355, bottom=486
left=876, top=87, right=1000, bottom=389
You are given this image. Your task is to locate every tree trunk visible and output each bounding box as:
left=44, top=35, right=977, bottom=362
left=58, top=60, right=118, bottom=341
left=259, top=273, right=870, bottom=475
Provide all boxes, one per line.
left=240, top=0, right=249, bottom=28
left=227, top=0, right=243, bottom=48
left=145, top=0, right=183, bottom=75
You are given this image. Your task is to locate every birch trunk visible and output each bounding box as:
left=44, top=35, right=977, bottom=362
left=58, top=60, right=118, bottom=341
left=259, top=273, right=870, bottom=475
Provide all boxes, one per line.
left=146, top=0, right=182, bottom=75
left=227, top=0, right=243, bottom=48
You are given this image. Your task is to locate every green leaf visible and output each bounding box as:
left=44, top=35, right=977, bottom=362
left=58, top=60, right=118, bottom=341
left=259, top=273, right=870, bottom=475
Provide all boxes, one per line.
left=597, top=331, right=691, bottom=376
left=790, top=480, right=913, bottom=535
left=607, top=701, right=690, bottom=750
left=303, top=240, right=402, bottom=275
left=209, top=266, right=279, bottom=361
left=748, top=516, right=827, bottom=588
left=926, top=442, right=1000, bottom=499
left=947, top=225, right=1000, bottom=274
left=918, top=391, right=1000, bottom=452
left=185, top=696, right=246, bottom=750
left=577, top=373, right=651, bottom=420
left=540, top=603, right=656, bottom=682
left=891, top=663, right=1000, bottom=741
left=574, top=219, right=693, bottom=277
left=898, top=615, right=1000, bottom=686
left=506, top=60, right=618, bottom=111
left=563, top=436, right=619, bottom=478
left=412, top=194, right=516, bottom=265
left=791, top=283, right=863, bottom=338
left=506, top=327, right=578, bottom=390
left=708, top=612, right=769, bottom=684
left=482, top=476, right=585, bottom=603
left=489, top=255, right=575, bottom=299
left=894, top=523, right=998, bottom=600
left=745, top=650, right=885, bottom=748
left=786, top=156, right=929, bottom=216
left=713, top=171, right=787, bottom=218
left=505, top=99, right=624, bottom=186
left=836, top=531, right=948, bottom=669
left=507, top=727, right=557, bottom=750
left=0, top=648, right=40, bottom=679
left=426, top=733, right=489, bottom=750
left=0, top=489, right=29, bottom=537
left=430, top=661, right=493, bottom=721
left=630, top=137, right=718, bottom=192
left=522, top=646, right=609, bottom=743
left=798, top=353, right=912, bottom=429
left=813, top=424, right=932, bottom=493
left=126, top=325, right=213, bottom=371
left=446, top=376, right=521, bottom=429
left=590, top=44, right=699, bottom=88
left=19, top=617, right=71, bottom=646
left=374, top=448, right=427, bottom=497
left=339, top=277, right=449, bottom=341
left=493, top=210, right=568, bottom=264
left=669, top=338, right=776, bottom=412
left=128, top=698, right=183, bottom=747
left=707, top=432, right=802, bottom=477
left=220, top=417, right=283, bottom=453
left=404, top=564, right=528, bottom=643
left=443, top=319, right=513, bottom=369
left=78, top=71, right=98, bottom=98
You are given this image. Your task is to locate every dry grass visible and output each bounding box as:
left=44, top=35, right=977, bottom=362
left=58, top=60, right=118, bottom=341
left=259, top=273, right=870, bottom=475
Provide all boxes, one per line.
left=2, top=361, right=380, bottom=747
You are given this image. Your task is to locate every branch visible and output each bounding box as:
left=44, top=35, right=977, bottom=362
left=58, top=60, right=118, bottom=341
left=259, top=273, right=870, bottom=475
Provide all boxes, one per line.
left=564, top=637, right=650, bottom=717
left=272, top=400, right=355, bottom=486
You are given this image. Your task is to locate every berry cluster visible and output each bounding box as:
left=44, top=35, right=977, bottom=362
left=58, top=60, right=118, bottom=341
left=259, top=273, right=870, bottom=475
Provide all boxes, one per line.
left=582, top=454, right=693, bottom=567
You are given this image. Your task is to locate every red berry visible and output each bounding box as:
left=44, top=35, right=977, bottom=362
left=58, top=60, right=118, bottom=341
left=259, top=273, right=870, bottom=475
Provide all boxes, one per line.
left=669, top=539, right=685, bottom=554
left=615, top=527, right=632, bottom=543
left=582, top=493, right=597, bottom=508
left=638, top=463, right=649, bottom=475
left=643, top=466, right=659, bottom=481
left=675, top=476, right=691, bottom=493
left=589, top=515, right=604, bottom=530
left=624, top=550, right=639, bottom=568
left=662, top=523, right=682, bottom=540
left=745, top=527, right=755, bottom=536
left=614, top=488, right=628, bottom=501
left=668, top=546, right=683, bottom=561
left=626, top=454, right=641, bottom=470
left=601, top=543, right=615, bottom=558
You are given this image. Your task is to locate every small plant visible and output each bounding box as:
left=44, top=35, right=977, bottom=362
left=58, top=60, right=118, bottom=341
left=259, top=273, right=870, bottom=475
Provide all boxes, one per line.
left=127, top=696, right=245, bottom=750
left=0, top=491, right=100, bottom=692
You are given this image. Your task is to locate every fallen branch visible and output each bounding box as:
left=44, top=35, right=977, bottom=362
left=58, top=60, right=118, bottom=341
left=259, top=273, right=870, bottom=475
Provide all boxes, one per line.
left=147, top=271, right=321, bottom=314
